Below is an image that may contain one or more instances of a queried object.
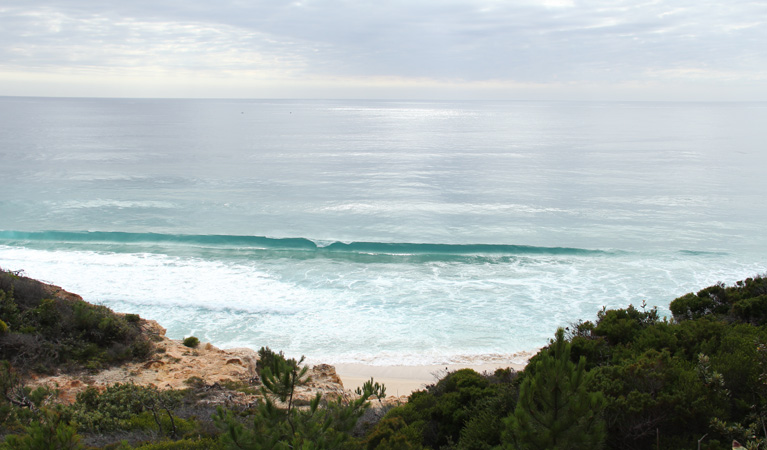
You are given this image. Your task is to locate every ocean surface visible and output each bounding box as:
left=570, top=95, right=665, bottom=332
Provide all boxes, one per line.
left=1, top=97, right=766, bottom=365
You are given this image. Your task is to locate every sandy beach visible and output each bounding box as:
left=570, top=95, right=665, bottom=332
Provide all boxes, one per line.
left=335, top=361, right=529, bottom=397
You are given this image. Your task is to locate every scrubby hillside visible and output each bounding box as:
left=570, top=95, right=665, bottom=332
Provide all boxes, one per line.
left=0, top=268, right=153, bottom=373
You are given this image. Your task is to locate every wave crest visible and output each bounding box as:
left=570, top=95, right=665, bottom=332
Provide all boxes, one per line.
left=0, top=230, right=609, bottom=257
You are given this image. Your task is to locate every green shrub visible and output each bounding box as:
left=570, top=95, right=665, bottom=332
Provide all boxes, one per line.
left=458, top=385, right=517, bottom=450
left=131, top=437, right=225, bottom=449
left=131, top=339, right=154, bottom=359
left=125, top=314, right=141, bottom=323
left=182, top=337, right=199, bottom=348
left=256, top=346, right=283, bottom=375
left=670, top=276, right=767, bottom=324
left=730, top=294, right=767, bottom=324
left=0, top=271, right=46, bottom=310
left=0, top=269, right=152, bottom=371
left=1, top=409, right=83, bottom=450
left=73, top=383, right=183, bottom=435
left=707, top=324, right=767, bottom=404
left=127, top=411, right=197, bottom=436
left=670, top=292, right=722, bottom=321
left=0, top=289, right=22, bottom=330
left=361, top=416, right=425, bottom=449
left=373, top=368, right=515, bottom=449
left=0, top=319, right=8, bottom=334
left=183, top=376, right=205, bottom=389
left=591, top=349, right=719, bottom=449
left=593, top=304, right=659, bottom=346
left=504, top=328, right=605, bottom=450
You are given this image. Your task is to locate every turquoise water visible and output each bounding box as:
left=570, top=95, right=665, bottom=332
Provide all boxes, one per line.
left=1, top=98, right=766, bottom=364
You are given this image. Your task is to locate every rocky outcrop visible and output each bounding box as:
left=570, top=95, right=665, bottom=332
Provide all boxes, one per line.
left=29, top=315, right=347, bottom=406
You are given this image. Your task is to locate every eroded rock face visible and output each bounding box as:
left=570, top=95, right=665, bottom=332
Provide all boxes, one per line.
left=42, top=283, right=85, bottom=304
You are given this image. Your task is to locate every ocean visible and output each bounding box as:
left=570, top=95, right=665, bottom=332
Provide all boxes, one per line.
left=1, top=97, right=765, bottom=365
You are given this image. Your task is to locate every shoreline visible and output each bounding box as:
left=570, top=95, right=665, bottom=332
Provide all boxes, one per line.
left=4, top=265, right=538, bottom=399
left=333, top=361, right=529, bottom=397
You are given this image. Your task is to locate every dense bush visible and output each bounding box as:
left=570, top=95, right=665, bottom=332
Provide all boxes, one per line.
left=0, top=268, right=153, bottom=372
left=72, top=383, right=185, bottom=435
left=363, top=368, right=518, bottom=449
left=562, top=276, right=767, bottom=449
left=504, top=328, right=605, bottom=450
left=129, top=437, right=226, bottom=449
left=1, top=375, right=213, bottom=448
left=125, top=314, right=141, bottom=323
left=182, top=337, right=199, bottom=348
left=670, top=276, right=767, bottom=324
left=0, top=409, right=83, bottom=450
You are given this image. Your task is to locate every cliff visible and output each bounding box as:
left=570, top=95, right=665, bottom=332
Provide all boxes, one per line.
left=3, top=275, right=348, bottom=407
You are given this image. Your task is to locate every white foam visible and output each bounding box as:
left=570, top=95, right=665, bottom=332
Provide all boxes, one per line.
left=1, top=245, right=765, bottom=365
left=57, top=200, right=177, bottom=209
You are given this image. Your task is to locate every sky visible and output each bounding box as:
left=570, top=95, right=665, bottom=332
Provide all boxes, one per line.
left=1, top=0, right=766, bottom=100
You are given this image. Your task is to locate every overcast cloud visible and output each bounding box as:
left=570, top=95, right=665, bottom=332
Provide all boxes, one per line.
left=1, top=0, right=765, bottom=99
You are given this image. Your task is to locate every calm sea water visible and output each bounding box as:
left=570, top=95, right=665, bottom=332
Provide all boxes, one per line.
left=1, top=97, right=765, bottom=365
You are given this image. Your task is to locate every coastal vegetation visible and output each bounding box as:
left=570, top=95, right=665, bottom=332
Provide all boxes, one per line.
left=360, top=275, right=767, bottom=450
left=0, top=269, right=153, bottom=374
left=215, top=347, right=385, bottom=449
left=182, top=337, right=200, bottom=349
left=2, top=266, right=767, bottom=448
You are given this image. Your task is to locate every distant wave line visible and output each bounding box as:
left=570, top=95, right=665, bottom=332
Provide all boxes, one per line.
left=0, top=230, right=612, bottom=257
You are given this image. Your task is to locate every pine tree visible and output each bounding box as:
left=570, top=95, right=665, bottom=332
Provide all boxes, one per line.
left=502, top=328, right=606, bottom=450
left=214, top=347, right=385, bottom=449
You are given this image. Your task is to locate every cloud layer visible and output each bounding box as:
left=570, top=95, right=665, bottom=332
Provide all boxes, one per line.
left=1, top=0, right=765, bottom=99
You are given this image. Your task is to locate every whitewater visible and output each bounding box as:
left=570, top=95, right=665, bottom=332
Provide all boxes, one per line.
left=1, top=97, right=766, bottom=365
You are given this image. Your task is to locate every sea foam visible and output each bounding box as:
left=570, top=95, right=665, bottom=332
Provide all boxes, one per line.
left=1, top=238, right=763, bottom=365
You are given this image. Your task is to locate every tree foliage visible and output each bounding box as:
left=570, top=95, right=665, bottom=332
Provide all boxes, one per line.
left=503, top=328, right=605, bottom=450
left=670, top=277, right=767, bottom=324
left=363, top=367, right=518, bottom=449
left=215, top=348, right=385, bottom=449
